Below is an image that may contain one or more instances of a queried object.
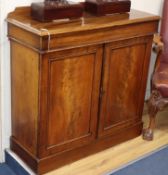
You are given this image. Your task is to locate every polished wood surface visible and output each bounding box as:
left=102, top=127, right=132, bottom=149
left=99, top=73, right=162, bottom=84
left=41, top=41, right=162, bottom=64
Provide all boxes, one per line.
left=11, top=41, right=39, bottom=155
left=39, top=46, right=103, bottom=156
left=7, top=7, right=159, bottom=36
left=31, top=1, right=84, bottom=22
left=7, top=7, right=159, bottom=51
left=46, top=109, right=168, bottom=175
left=8, top=7, right=159, bottom=174
left=85, top=0, right=131, bottom=16
left=99, top=36, right=153, bottom=138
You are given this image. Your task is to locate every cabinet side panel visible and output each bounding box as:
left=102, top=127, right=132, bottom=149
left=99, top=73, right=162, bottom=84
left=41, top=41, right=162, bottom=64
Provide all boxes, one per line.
left=11, top=41, right=39, bottom=155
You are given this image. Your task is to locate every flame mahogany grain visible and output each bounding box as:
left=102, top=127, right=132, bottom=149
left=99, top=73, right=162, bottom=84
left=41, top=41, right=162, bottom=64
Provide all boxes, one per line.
left=7, top=7, right=159, bottom=174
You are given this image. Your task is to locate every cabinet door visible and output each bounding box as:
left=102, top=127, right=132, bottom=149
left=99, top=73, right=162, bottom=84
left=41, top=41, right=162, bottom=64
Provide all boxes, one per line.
left=39, top=46, right=103, bottom=156
left=98, top=36, right=153, bottom=138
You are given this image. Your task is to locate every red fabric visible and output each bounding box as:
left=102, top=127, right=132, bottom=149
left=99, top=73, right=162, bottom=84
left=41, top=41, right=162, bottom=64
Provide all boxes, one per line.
left=153, top=63, right=168, bottom=97
left=152, top=0, right=168, bottom=97
left=160, top=0, right=168, bottom=63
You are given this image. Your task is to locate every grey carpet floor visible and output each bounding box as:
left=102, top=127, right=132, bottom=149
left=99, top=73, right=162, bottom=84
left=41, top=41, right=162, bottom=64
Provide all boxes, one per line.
left=0, top=163, right=16, bottom=175
left=110, top=145, right=168, bottom=175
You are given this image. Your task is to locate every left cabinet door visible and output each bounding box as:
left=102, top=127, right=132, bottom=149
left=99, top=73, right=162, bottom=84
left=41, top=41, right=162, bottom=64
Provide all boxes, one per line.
left=39, top=46, right=103, bottom=156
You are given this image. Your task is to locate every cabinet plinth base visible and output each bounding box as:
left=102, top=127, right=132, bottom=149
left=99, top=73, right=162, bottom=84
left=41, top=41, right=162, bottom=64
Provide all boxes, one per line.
left=11, top=123, right=142, bottom=175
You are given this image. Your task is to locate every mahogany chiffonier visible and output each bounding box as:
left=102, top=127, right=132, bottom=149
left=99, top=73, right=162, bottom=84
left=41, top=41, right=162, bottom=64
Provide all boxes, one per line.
left=7, top=7, right=159, bottom=174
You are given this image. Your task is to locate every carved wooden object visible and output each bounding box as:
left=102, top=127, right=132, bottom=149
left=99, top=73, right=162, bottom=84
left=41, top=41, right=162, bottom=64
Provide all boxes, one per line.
left=85, top=0, right=131, bottom=16
left=143, top=90, right=168, bottom=140
left=7, top=7, right=159, bottom=174
left=31, top=0, right=84, bottom=21
left=143, top=0, right=168, bottom=141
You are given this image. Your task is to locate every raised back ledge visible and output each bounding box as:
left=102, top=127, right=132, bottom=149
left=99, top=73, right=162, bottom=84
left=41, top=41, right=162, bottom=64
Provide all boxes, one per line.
left=7, top=6, right=160, bottom=37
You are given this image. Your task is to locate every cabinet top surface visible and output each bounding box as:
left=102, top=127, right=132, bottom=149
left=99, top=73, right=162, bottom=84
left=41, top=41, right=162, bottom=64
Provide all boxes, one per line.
left=7, top=7, right=160, bottom=36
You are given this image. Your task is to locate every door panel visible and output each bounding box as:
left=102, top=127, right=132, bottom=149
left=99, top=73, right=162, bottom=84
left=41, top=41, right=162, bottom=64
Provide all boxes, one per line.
left=98, top=37, right=152, bottom=138
left=40, top=46, right=103, bottom=155
left=48, top=54, right=95, bottom=147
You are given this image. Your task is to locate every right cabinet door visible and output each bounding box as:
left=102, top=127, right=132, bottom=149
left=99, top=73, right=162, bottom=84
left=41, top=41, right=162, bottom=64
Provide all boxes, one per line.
left=98, top=36, right=153, bottom=138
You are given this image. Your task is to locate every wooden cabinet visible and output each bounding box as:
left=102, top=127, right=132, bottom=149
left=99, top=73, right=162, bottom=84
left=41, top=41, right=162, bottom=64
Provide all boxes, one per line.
left=7, top=7, right=159, bottom=174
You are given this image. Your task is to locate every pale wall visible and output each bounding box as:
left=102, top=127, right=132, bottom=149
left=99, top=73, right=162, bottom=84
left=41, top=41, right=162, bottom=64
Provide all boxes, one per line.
left=131, top=0, right=164, bottom=99
left=0, top=0, right=164, bottom=161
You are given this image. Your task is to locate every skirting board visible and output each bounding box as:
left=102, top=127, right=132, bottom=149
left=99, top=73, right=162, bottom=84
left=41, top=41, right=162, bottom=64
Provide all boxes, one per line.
left=5, top=149, right=35, bottom=175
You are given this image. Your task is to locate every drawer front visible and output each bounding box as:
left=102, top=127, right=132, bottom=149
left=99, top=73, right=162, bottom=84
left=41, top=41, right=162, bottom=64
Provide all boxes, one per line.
left=98, top=36, right=153, bottom=138
left=39, top=46, right=103, bottom=156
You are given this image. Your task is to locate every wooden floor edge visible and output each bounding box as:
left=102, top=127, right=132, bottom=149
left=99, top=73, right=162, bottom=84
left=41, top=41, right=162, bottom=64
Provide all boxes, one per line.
left=105, top=144, right=168, bottom=175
